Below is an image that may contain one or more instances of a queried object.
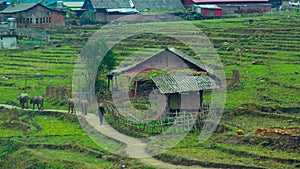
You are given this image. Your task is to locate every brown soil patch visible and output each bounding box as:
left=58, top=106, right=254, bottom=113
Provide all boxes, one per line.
left=255, top=127, right=300, bottom=137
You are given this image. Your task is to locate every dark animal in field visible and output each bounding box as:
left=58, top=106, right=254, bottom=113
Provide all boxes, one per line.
left=17, top=93, right=29, bottom=109
left=30, top=96, right=44, bottom=110
left=81, top=99, right=88, bottom=115
left=249, top=18, right=254, bottom=24
left=67, top=98, right=76, bottom=114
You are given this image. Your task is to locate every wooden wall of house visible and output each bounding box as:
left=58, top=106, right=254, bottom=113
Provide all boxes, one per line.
left=51, top=11, right=65, bottom=26
left=6, top=5, right=66, bottom=27
left=180, top=92, right=201, bottom=110
left=106, top=14, right=131, bottom=22
left=125, top=50, right=206, bottom=73
left=167, top=92, right=201, bottom=112
left=95, top=11, right=106, bottom=21
left=220, top=5, right=271, bottom=14
left=0, top=2, right=7, bottom=11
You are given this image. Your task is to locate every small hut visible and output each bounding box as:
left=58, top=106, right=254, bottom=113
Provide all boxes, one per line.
left=105, top=47, right=219, bottom=133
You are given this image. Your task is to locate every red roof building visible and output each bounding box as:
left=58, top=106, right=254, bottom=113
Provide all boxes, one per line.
left=184, top=0, right=272, bottom=14
left=193, top=5, right=222, bottom=17
left=184, top=0, right=269, bottom=5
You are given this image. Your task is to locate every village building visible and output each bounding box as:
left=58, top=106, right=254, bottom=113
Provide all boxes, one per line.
left=0, top=3, right=65, bottom=27
left=0, top=33, right=17, bottom=49
left=106, top=47, right=218, bottom=118
left=82, top=0, right=186, bottom=22
left=82, top=0, right=138, bottom=22
left=192, top=4, right=222, bottom=17
left=0, top=1, right=7, bottom=11
left=47, top=0, right=85, bottom=16
left=131, top=0, right=185, bottom=12
left=0, top=17, right=17, bottom=49
left=184, top=0, right=272, bottom=14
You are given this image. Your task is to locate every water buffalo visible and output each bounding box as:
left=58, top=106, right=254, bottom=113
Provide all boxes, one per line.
left=17, top=93, right=29, bottom=109
left=67, top=98, right=76, bottom=114
left=30, top=96, right=44, bottom=110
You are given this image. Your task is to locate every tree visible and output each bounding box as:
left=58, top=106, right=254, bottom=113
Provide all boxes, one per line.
left=79, top=11, right=97, bottom=25
left=74, top=39, right=115, bottom=100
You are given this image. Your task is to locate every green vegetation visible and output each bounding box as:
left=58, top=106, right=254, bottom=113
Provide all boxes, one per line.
left=0, top=12, right=299, bottom=168
left=0, top=107, right=152, bottom=168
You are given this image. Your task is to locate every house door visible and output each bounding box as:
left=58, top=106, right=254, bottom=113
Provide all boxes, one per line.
left=210, top=10, right=214, bottom=17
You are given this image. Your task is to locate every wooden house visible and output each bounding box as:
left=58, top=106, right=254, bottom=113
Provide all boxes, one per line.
left=0, top=1, right=7, bottom=11
left=0, top=3, right=65, bottom=27
left=106, top=47, right=218, bottom=118
left=47, top=0, right=85, bottom=16
left=131, top=0, right=185, bottom=12
left=82, top=0, right=137, bottom=22
left=192, top=4, right=222, bottom=17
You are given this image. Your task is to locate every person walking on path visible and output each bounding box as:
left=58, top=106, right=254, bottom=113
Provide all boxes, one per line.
left=98, top=102, right=106, bottom=125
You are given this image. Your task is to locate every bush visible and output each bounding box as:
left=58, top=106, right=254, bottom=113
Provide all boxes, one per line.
left=79, top=11, right=98, bottom=25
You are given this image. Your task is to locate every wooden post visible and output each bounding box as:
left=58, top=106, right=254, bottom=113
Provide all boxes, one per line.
left=232, top=70, right=240, bottom=86
left=126, top=77, right=130, bottom=99
left=111, top=77, right=113, bottom=94
left=160, top=118, right=163, bottom=133
left=199, top=90, right=203, bottom=110
left=134, top=80, right=138, bottom=97
left=115, top=76, right=118, bottom=90
left=107, top=79, right=110, bottom=92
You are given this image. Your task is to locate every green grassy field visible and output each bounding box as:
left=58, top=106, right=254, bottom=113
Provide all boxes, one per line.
left=0, top=12, right=299, bottom=168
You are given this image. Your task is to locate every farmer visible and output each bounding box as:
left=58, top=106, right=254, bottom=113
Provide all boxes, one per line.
left=249, top=18, right=254, bottom=24
left=98, top=102, right=106, bottom=125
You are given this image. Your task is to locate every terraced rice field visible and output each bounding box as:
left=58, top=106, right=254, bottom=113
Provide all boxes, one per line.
left=0, top=12, right=299, bottom=168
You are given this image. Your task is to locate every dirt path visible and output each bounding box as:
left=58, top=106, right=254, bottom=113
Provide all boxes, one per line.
left=0, top=104, right=211, bottom=169
left=83, top=113, right=210, bottom=169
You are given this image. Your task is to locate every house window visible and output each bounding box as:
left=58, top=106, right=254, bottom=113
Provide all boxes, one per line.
left=30, top=18, right=32, bottom=23
left=36, top=18, right=38, bottom=23
left=22, top=18, right=25, bottom=24
left=43, top=17, right=45, bottom=23
left=26, top=18, right=29, bottom=23
left=49, top=17, right=51, bottom=23
left=46, top=17, right=48, bottom=23
left=40, top=18, right=42, bottom=23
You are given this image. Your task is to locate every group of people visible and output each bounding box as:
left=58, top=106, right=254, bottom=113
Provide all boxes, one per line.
left=67, top=98, right=106, bottom=125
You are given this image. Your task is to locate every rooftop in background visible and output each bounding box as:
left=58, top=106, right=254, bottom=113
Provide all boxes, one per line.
left=0, top=2, right=38, bottom=13
left=63, top=1, right=84, bottom=7
left=1, top=0, right=84, bottom=6
left=192, top=0, right=269, bottom=3
left=46, top=1, right=84, bottom=10
left=88, top=0, right=132, bottom=9
left=132, top=0, right=185, bottom=11
left=193, top=4, right=222, bottom=9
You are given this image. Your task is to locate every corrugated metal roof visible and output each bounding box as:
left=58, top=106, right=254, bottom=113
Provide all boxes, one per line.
left=194, top=4, right=222, bottom=9
left=90, top=0, right=131, bottom=9
left=132, top=0, right=185, bottom=11
left=0, top=3, right=38, bottom=13
left=193, top=0, right=269, bottom=3
left=219, top=3, right=272, bottom=6
left=151, top=75, right=218, bottom=94
left=63, top=2, right=83, bottom=7
left=106, top=8, right=138, bottom=13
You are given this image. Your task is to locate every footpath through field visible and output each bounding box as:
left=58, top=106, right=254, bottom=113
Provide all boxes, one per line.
left=83, top=113, right=210, bottom=169
left=0, top=104, right=210, bottom=169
